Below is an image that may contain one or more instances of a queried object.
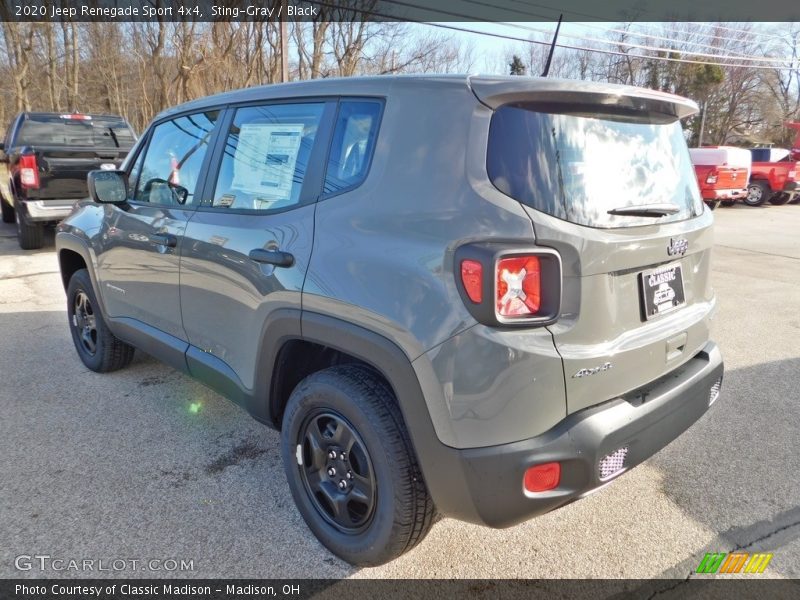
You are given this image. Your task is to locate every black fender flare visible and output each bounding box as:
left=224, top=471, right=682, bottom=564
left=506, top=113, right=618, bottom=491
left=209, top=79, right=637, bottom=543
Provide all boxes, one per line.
left=295, top=311, right=479, bottom=522
left=55, top=232, right=111, bottom=317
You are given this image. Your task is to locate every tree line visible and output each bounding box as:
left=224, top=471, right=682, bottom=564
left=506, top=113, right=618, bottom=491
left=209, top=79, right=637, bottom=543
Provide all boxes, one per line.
left=0, top=10, right=475, bottom=133
left=0, top=13, right=797, bottom=148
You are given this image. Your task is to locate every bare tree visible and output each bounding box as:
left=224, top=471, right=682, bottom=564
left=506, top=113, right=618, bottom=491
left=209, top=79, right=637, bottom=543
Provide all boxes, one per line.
left=0, top=21, right=35, bottom=112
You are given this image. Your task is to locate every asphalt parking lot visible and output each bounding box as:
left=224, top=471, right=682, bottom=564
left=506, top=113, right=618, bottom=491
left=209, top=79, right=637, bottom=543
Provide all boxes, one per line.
left=1, top=203, right=798, bottom=580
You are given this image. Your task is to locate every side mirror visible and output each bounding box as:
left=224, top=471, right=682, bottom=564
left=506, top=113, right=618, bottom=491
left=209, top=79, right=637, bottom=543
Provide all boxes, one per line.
left=88, top=170, right=127, bottom=204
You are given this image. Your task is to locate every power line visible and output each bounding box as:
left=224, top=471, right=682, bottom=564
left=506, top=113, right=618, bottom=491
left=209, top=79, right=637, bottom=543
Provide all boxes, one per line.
left=572, top=23, right=775, bottom=56
left=306, top=0, right=797, bottom=71
left=486, top=0, right=785, bottom=43
left=409, top=0, right=790, bottom=47
left=449, top=22, right=795, bottom=70
left=497, top=21, right=798, bottom=64
left=374, top=0, right=796, bottom=64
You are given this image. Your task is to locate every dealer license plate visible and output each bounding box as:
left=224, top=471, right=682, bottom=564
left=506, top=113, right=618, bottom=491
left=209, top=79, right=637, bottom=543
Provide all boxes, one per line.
left=640, top=264, right=686, bottom=320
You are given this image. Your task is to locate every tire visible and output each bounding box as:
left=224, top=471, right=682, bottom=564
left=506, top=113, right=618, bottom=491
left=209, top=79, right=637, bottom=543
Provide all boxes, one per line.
left=15, top=205, right=44, bottom=249
left=281, top=365, right=435, bottom=566
left=790, top=195, right=800, bottom=205
left=744, top=181, right=770, bottom=206
left=769, top=193, right=791, bottom=205
left=721, top=200, right=736, bottom=207
left=1, top=197, right=14, bottom=223
left=705, top=200, right=720, bottom=211
left=66, top=269, right=135, bottom=372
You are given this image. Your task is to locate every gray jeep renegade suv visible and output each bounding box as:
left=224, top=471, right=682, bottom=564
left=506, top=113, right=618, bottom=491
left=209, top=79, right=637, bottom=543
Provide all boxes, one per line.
left=56, top=75, right=724, bottom=566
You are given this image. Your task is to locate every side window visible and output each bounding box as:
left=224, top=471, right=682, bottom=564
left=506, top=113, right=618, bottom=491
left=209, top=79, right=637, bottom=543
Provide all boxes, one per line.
left=323, top=100, right=382, bottom=195
left=134, top=111, right=219, bottom=206
left=211, top=103, right=325, bottom=212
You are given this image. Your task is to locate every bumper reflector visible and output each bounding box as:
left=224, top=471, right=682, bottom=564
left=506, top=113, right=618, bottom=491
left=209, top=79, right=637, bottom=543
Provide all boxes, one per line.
left=709, top=377, right=722, bottom=406
left=599, top=447, right=628, bottom=481
left=523, top=462, right=561, bottom=493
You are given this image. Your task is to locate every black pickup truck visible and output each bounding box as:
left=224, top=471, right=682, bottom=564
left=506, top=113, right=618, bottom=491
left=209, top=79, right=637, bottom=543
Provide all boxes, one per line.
left=0, top=112, right=136, bottom=249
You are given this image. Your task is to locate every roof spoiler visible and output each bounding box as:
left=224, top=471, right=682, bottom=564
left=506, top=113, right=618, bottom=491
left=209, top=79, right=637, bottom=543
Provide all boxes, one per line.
left=468, top=76, right=699, bottom=120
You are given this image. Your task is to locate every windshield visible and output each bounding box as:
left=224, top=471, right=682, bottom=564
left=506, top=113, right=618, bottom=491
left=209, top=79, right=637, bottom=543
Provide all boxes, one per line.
left=18, top=115, right=136, bottom=149
left=487, top=104, right=703, bottom=228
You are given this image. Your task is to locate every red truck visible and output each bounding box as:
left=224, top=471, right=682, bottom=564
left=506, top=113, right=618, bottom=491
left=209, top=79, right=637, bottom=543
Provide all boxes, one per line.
left=745, top=123, right=800, bottom=206
left=746, top=154, right=798, bottom=206
left=689, top=147, right=751, bottom=210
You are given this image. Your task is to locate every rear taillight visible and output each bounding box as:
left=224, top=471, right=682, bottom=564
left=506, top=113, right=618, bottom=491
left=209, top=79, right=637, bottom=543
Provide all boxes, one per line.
left=19, top=154, right=40, bottom=189
left=706, top=171, right=718, bottom=184
left=460, top=260, right=483, bottom=303
left=496, top=256, right=541, bottom=317
left=456, top=244, right=561, bottom=327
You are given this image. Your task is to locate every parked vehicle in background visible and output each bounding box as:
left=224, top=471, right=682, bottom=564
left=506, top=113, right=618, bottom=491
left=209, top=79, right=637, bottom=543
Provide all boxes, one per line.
left=689, top=147, right=751, bottom=210
left=56, top=75, right=723, bottom=566
left=783, top=121, right=800, bottom=162
left=747, top=148, right=798, bottom=207
left=0, top=112, right=136, bottom=249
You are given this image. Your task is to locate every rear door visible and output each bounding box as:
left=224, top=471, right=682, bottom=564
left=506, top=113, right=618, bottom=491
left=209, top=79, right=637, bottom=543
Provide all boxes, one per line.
left=14, top=114, right=135, bottom=201
left=179, top=99, right=335, bottom=394
left=482, top=90, right=716, bottom=414
left=95, top=110, right=220, bottom=345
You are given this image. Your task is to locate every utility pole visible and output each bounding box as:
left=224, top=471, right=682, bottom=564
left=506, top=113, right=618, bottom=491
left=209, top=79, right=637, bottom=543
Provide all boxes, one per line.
left=698, top=99, right=707, bottom=147
left=280, top=0, right=289, bottom=82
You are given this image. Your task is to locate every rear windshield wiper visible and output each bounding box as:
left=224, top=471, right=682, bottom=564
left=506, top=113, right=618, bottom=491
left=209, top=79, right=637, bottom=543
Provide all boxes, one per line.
left=607, top=203, right=681, bottom=217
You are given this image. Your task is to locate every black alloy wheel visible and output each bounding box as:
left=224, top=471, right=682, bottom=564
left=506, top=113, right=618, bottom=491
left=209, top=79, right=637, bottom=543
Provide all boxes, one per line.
left=66, top=269, right=135, bottom=372
left=280, top=365, right=435, bottom=566
left=72, top=290, right=98, bottom=356
left=298, top=409, right=377, bottom=533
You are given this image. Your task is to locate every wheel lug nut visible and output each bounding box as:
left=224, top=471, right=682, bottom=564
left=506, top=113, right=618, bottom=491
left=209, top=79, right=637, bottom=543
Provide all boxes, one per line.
left=340, top=452, right=347, bottom=461
left=328, top=450, right=337, bottom=459
left=346, top=471, right=353, bottom=480
left=327, top=467, right=336, bottom=477
left=338, top=480, right=347, bottom=490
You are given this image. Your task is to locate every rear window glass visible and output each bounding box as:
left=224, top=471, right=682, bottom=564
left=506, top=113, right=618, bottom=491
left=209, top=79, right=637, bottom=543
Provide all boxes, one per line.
left=17, top=115, right=136, bottom=149
left=487, top=104, right=703, bottom=228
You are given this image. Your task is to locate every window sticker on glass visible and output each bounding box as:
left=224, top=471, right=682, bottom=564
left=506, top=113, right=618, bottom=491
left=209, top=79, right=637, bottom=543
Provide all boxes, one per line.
left=232, top=123, right=304, bottom=203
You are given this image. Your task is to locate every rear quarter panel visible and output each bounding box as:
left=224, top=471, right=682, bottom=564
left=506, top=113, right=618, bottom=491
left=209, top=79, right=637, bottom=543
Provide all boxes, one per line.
left=303, top=80, right=567, bottom=448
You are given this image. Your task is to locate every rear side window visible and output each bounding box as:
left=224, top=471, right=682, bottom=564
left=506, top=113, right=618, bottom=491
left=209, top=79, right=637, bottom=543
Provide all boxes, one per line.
left=323, top=100, right=382, bottom=195
left=133, top=111, right=219, bottom=206
left=17, top=115, right=135, bottom=149
left=487, top=104, right=703, bottom=228
left=211, top=103, right=325, bottom=212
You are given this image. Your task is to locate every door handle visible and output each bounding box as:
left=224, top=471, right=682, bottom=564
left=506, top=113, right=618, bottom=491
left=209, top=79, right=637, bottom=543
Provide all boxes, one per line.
left=150, top=233, right=177, bottom=248
left=249, top=248, right=295, bottom=268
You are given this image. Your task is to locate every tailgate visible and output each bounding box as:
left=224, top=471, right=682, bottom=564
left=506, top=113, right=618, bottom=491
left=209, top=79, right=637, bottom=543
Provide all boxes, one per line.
left=28, top=146, right=127, bottom=200
left=715, top=166, right=747, bottom=190
left=525, top=207, right=715, bottom=414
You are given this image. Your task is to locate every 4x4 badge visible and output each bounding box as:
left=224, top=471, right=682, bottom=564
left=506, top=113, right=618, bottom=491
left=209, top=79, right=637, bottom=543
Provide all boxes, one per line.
left=667, top=237, right=689, bottom=256
left=573, top=362, right=613, bottom=378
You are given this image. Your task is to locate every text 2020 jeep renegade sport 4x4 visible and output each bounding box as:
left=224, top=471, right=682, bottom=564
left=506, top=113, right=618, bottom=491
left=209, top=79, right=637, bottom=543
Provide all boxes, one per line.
left=56, top=75, right=724, bottom=566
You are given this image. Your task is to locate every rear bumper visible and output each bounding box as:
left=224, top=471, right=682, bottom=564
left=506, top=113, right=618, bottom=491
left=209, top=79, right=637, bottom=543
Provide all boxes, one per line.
left=21, top=199, right=76, bottom=222
left=782, top=181, right=798, bottom=192
left=704, top=189, right=746, bottom=200
left=435, top=342, right=723, bottom=527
